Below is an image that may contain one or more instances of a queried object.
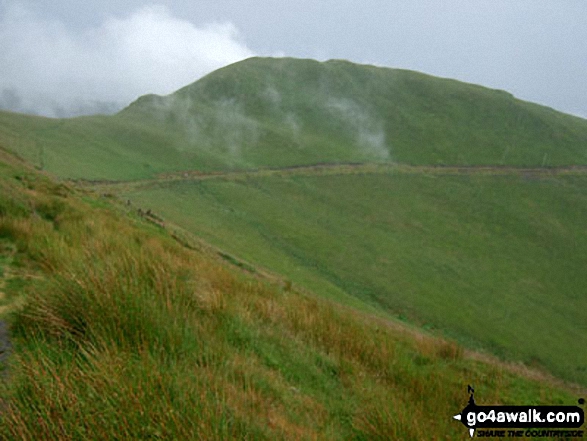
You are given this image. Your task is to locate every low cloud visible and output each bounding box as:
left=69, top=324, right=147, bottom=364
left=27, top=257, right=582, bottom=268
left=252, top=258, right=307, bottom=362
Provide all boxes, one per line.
left=0, top=2, right=255, bottom=117
left=327, top=97, right=390, bottom=159
left=138, top=92, right=259, bottom=162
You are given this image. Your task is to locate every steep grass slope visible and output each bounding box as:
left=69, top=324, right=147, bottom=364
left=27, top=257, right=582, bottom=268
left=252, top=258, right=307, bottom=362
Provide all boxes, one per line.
left=1, top=57, right=587, bottom=180
left=0, top=147, right=581, bottom=440
left=121, top=166, right=587, bottom=387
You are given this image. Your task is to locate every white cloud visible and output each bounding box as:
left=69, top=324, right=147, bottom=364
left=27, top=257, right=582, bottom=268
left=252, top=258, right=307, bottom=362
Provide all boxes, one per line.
left=326, top=97, right=390, bottom=160
left=0, top=2, right=255, bottom=117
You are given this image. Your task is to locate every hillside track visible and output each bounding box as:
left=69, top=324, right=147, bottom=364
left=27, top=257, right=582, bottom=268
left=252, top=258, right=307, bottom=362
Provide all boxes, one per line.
left=75, top=162, right=587, bottom=194
left=0, top=320, right=9, bottom=377
left=0, top=319, right=10, bottom=415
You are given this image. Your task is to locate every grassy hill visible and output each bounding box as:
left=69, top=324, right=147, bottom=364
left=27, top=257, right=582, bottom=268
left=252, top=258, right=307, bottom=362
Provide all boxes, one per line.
left=117, top=165, right=587, bottom=386
left=0, top=147, right=583, bottom=439
left=123, top=57, right=587, bottom=168
left=1, top=57, right=586, bottom=437
left=1, top=57, right=586, bottom=180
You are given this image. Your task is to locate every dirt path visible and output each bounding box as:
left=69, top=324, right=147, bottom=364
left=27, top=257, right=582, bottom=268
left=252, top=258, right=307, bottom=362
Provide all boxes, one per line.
left=0, top=320, right=10, bottom=376
left=0, top=319, right=10, bottom=415
left=0, top=245, right=23, bottom=393
left=75, top=162, right=587, bottom=194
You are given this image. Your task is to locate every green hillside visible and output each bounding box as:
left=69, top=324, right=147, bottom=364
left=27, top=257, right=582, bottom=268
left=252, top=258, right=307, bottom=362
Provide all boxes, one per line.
left=1, top=57, right=586, bottom=437
left=1, top=57, right=587, bottom=180
left=118, top=165, right=587, bottom=386
left=124, top=57, right=587, bottom=168
left=0, top=147, right=583, bottom=440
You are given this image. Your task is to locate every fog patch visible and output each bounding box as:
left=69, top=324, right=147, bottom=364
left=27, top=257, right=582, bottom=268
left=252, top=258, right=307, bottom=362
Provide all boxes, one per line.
left=326, top=97, right=390, bottom=159
left=211, top=99, right=260, bottom=159
left=284, top=113, right=302, bottom=140
left=263, top=86, right=282, bottom=106
left=143, top=93, right=204, bottom=149
left=261, top=85, right=304, bottom=147
left=0, top=86, right=122, bottom=117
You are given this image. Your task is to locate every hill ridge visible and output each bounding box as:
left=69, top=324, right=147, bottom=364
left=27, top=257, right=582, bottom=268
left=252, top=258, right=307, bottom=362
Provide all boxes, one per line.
left=2, top=56, right=587, bottom=180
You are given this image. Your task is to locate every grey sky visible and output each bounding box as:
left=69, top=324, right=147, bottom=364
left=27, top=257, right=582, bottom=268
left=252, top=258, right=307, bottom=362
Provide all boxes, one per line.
left=1, top=0, right=585, bottom=118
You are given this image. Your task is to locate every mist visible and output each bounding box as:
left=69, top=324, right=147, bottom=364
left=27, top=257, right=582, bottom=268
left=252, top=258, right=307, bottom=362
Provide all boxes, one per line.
left=327, top=97, right=390, bottom=160
left=0, top=2, right=255, bottom=117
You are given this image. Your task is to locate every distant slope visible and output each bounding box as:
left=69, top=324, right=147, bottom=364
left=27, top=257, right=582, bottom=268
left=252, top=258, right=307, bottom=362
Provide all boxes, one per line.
left=122, top=57, right=587, bottom=169
left=1, top=57, right=587, bottom=180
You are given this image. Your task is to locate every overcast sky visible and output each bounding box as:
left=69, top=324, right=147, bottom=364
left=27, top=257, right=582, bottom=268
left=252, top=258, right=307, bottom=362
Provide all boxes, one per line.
left=0, top=0, right=585, bottom=118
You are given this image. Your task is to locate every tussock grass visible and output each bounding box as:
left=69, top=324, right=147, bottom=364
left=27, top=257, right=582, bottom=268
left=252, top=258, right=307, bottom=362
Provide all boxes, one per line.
left=126, top=171, right=587, bottom=386
left=0, top=155, right=580, bottom=439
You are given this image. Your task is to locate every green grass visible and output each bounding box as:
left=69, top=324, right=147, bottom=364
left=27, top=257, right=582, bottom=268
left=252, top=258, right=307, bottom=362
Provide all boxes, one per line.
left=1, top=57, right=587, bottom=181
left=0, top=150, right=582, bottom=439
left=122, top=168, right=587, bottom=386
left=1, top=56, right=587, bottom=438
